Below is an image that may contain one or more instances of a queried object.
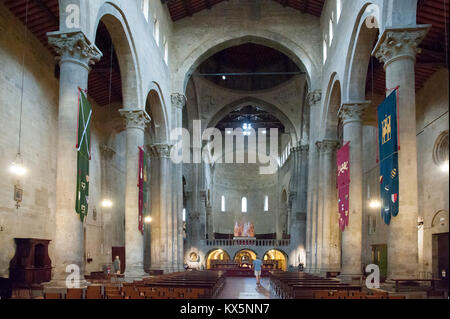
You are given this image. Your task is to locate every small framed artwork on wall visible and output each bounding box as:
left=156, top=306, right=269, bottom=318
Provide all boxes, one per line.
left=14, top=185, right=23, bottom=203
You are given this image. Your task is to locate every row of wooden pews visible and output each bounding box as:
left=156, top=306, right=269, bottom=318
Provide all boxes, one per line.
left=43, top=270, right=226, bottom=299
left=270, top=271, right=361, bottom=299
left=313, top=290, right=405, bottom=299
left=133, top=270, right=226, bottom=299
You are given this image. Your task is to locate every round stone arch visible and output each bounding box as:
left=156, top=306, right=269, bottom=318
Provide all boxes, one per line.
left=343, top=2, right=381, bottom=102
left=91, top=2, right=142, bottom=109
left=262, top=248, right=289, bottom=270
left=233, top=248, right=259, bottom=261
left=144, top=82, right=170, bottom=144
left=430, top=210, right=449, bottom=234
left=173, top=32, right=320, bottom=94
left=207, top=97, right=299, bottom=145
left=322, top=72, right=342, bottom=140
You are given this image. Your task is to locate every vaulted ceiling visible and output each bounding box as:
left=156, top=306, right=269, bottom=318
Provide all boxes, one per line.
left=162, top=0, right=325, bottom=21
left=197, top=43, right=302, bottom=91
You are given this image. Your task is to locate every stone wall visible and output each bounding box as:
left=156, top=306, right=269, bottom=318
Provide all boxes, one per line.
left=0, top=4, right=59, bottom=278
left=416, top=68, right=449, bottom=274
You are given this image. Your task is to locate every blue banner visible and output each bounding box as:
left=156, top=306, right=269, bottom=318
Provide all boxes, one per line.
left=378, top=90, right=399, bottom=225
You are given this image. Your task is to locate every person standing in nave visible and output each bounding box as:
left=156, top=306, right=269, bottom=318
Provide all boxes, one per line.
left=113, top=256, right=121, bottom=274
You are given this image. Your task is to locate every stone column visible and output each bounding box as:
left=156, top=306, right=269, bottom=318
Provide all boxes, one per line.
left=199, top=190, right=207, bottom=240
left=171, top=93, right=186, bottom=271
left=338, top=102, right=368, bottom=281
left=100, top=144, right=116, bottom=266
left=373, top=25, right=430, bottom=279
left=44, top=31, right=101, bottom=288
left=288, top=146, right=300, bottom=266
left=120, top=109, right=151, bottom=281
left=305, top=90, right=321, bottom=273
left=149, top=144, right=173, bottom=273
left=319, top=140, right=340, bottom=276
left=297, top=145, right=309, bottom=266
left=314, top=141, right=325, bottom=274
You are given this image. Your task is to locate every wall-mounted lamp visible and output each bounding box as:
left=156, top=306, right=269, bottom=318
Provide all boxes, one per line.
left=369, top=200, right=381, bottom=209
left=10, top=153, right=27, bottom=176
left=101, top=199, right=113, bottom=208
left=440, top=160, right=449, bottom=173
left=144, top=216, right=152, bottom=224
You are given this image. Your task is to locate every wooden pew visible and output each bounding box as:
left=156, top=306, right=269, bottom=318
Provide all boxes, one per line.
left=66, top=288, right=83, bottom=299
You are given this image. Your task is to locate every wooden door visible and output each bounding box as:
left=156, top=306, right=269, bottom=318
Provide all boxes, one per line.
left=371, top=244, right=388, bottom=282
left=112, top=247, right=125, bottom=274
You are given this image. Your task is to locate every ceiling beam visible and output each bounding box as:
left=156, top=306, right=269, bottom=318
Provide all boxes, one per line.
left=301, top=0, right=309, bottom=13
left=205, top=0, right=212, bottom=9
left=183, top=0, right=193, bottom=16
left=30, top=0, right=59, bottom=26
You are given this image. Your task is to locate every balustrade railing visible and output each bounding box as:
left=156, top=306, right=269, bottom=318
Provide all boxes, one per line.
left=205, top=239, right=290, bottom=247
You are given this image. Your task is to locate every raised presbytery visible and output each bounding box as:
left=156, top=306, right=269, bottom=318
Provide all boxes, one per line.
left=0, top=0, right=448, bottom=301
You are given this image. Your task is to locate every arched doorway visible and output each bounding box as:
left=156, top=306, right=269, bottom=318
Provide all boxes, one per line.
left=263, top=249, right=288, bottom=271
left=234, top=249, right=257, bottom=269
left=206, top=249, right=231, bottom=270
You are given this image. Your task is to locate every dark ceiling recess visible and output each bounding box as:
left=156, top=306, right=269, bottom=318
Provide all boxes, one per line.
left=415, top=0, right=449, bottom=90
left=197, top=43, right=302, bottom=91
left=216, top=105, right=285, bottom=132
left=162, top=0, right=325, bottom=21
left=88, top=21, right=123, bottom=106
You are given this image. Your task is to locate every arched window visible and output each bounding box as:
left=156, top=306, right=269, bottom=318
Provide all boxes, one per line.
left=142, top=0, right=149, bottom=22
left=336, top=0, right=342, bottom=23
left=264, top=196, right=269, bottom=212
left=164, top=38, right=169, bottom=65
left=153, top=18, right=160, bottom=46
left=182, top=208, right=186, bottom=222
left=221, top=196, right=226, bottom=212
left=323, top=38, right=328, bottom=64
left=242, top=197, right=247, bottom=213
left=329, top=18, right=334, bottom=46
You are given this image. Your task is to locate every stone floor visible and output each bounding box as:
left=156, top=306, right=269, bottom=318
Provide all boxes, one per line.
left=216, top=277, right=279, bottom=299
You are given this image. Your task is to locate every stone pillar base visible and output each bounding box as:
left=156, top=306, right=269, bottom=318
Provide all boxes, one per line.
left=42, top=278, right=90, bottom=291
left=124, top=268, right=147, bottom=283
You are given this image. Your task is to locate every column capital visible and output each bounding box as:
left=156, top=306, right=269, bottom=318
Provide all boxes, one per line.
left=119, top=109, right=151, bottom=131
left=372, top=25, right=431, bottom=68
left=299, top=144, right=309, bottom=154
left=317, top=140, right=339, bottom=154
left=148, top=143, right=172, bottom=158
left=307, top=89, right=322, bottom=106
left=47, top=30, right=102, bottom=71
left=338, top=102, right=370, bottom=124
left=189, top=211, right=200, bottom=221
left=171, top=93, right=187, bottom=110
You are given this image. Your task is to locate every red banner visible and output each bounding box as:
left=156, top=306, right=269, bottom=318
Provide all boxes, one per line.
left=138, top=147, right=144, bottom=234
left=337, top=142, right=350, bottom=231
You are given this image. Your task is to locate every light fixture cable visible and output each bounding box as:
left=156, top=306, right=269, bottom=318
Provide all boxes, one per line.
left=17, top=0, right=30, bottom=158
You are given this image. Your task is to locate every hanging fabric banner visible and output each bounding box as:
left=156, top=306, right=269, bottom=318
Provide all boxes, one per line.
left=377, top=89, right=400, bottom=225
left=336, top=142, right=350, bottom=231
left=138, top=147, right=149, bottom=234
left=75, top=88, right=92, bottom=222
